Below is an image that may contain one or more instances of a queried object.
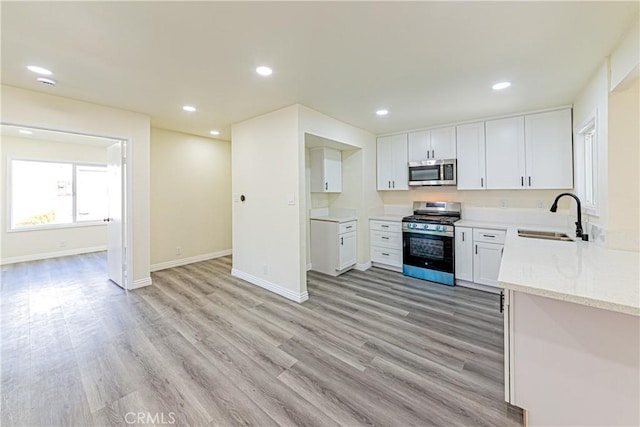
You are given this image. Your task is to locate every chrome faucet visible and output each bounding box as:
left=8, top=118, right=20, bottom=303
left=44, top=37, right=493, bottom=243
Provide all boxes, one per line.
left=550, top=193, right=588, bottom=241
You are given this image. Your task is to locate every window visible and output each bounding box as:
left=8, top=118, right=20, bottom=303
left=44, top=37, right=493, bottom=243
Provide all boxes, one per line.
left=10, top=159, right=108, bottom=230
left=577, top=117, right=598, bottom=216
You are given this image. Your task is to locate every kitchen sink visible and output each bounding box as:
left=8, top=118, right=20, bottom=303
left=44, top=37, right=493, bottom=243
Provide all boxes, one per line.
left=517, top=229, right=574, bottom=242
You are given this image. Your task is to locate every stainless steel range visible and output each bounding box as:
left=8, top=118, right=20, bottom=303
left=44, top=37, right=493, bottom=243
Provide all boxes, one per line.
left=402, top=201, right=461, bottom=286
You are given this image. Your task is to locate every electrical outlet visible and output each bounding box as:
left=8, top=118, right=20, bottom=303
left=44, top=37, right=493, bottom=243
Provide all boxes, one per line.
left=536, top=200, right=544, bottom=209
left=176, top=246, right=182, bottom=256
left=500, top=200, right=507, bottom=209
left=59, top=240, right=66, bottom=248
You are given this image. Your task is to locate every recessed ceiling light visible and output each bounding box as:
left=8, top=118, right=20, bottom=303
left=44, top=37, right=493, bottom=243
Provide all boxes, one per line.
left=182, top=105, right=196, bottom=112
left=492, top=81, right=511, bottom=90
left=37, top=77, right=56, bottom=86
left=19, top=129, right=33, bottom=135
left=209, top=130, right=220, bottom=136
left=27, top=65, right=53, bottom=75
left=376, top=109, right=389, bottom=116
left=256, top=66, right=273, bottom=76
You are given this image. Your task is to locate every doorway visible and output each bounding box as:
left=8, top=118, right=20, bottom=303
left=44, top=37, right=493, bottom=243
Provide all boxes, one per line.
left=0, top=123, right=130, bottom=288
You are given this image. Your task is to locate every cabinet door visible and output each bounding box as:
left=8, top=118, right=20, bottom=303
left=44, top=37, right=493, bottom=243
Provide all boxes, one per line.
left=376, top=136, right=392, bottom=190
left=338, top=231, right=357, bottom=270
left=485, top=116, right=526, bottom=189
left=390, top=134, right=409, bottom=190
left=456, top=122, right=486, bottom=190
left=408, top=130, right=430, bottom=162
left=524, top=108, right=573, bottom=189
left=454, top=227, right=473, bottom=281
left=324, top=147, right=342, bottom=192
left=473, top=242, right=503, bottom=286
left=431, top=126, right=456, bottom=159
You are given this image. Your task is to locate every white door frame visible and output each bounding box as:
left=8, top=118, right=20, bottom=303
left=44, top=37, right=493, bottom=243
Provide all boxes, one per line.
left=1, top=122, right=133, bottom=288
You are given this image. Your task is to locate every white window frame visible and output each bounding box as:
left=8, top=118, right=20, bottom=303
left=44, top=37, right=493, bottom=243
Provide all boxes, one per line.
left=7, top=157, right=108, bottom=232
left=575, top=113, right=599, bottom=217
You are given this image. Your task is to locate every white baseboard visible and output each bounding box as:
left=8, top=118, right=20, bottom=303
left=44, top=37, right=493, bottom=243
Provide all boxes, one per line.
left=231, top=268, right=309, bottom=303
left=150, top=249, right=232, bottom=272
left=129, top=276, right=152, bottom=290
left=456, top=279, right=501, bottom=294
left=355, top=261, right=372, bottom=271
left=0, top=245, right=107, bottom=265
left=371, top=262, right=402, bottom=273
left=306, top=262, right=312, bottom=271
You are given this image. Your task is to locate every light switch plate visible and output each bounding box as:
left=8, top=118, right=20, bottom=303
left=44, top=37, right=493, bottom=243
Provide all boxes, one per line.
left=287, top=193, right=296, bottom=205
left=232, top=193, right=240, bottom=202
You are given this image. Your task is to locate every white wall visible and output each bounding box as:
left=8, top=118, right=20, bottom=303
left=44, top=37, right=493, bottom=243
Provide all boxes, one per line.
left=610, top=21, right=639, bottom=91
left=1, top=85, right=151, bottom=284
left=231, top=105, right=305, bottom=301
left=572, top=64, right=610, bottom=243
left=0, top=136, right=108, bottom=263
left=299, top=106, right=382, bottom=269
left=150, top=128, right=231, bottom=269
left=607, top=79, right=639, bottom=251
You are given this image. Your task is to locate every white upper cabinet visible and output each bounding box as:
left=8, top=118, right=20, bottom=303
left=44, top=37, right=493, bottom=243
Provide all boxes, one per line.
left=485, top=116, right=526, bottom=189
left=310, top=147, right=342, bottom=193
left=408, top=127, right=456, bottom=161
left=408, top=131, right=430, bottom=162
left=430, top=127, right=457, bottom=159
left=377, top=134, right=408, bottom=190
left=456, top=122, right=486, bottom=190
left=524, top=109, right=573, bottom=189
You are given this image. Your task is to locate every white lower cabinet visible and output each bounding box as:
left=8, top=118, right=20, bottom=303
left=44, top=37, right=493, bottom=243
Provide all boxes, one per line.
left=473, top=242, right=503, bottom=286
left=338, top=231, right=357, bottom=270
left=455, top=226, right=505, bottom=290
left=454, top=227, right=473, bottom=281
left=370, top=220, right=402, bottom=271
left=310, top=220, right=357, bottom=276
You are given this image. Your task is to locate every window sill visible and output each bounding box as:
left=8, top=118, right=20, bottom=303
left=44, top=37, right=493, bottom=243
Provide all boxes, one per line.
left=7, top=221, right=107, bottom=233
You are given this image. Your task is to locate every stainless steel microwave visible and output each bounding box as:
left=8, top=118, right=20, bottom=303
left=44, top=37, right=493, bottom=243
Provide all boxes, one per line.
left=408, top=159, right=457, bottom=186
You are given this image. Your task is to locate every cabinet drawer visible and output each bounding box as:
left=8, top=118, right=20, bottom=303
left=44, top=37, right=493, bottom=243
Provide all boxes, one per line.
left=371, top=246, right=402, bottom=267
left=339, top=221, right=357, bottom=234
left=371, top=230, right=402, bottom=249
left=370, top=220, right=401, bottom=233
left=473, top=228, right=506, bottom=244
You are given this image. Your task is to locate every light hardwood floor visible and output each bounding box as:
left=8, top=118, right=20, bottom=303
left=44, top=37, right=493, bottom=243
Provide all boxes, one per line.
left=1, top=253, right=522, bottom=426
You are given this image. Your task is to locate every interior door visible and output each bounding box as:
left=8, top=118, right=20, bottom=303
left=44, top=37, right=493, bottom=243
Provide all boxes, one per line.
left=107, top=142, right=124, bottom=287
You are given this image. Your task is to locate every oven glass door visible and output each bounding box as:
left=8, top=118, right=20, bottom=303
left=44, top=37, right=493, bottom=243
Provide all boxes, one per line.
left=402, top=231, right=454, bottom=273
left=409, top=165, right=442, bottom=182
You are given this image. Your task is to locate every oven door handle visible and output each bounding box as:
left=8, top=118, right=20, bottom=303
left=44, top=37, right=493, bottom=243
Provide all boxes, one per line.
left=403, top=229, right=454, bottom=238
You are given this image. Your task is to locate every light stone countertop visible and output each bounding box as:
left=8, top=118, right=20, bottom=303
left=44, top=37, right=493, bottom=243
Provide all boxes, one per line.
left=497, top=225, right=640, bottom=316
left=309, top=215, right=357, bottom=224
left=369, top=214, right=405, bottom=222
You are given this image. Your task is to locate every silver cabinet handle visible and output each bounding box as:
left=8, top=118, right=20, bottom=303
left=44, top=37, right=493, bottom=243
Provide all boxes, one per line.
left=346, top=225, right=353, bottom=229
left=381, top=225, right=389, bottom=228
left=462, top=232, right=465, bottom=242
left=341, top=237, right=343, bottom=245
left=475, top=244, right=478, bottom=255
left=521, top=176, right=524, bottom=187
left=426, top=151, right=430, bottom=159
left=483, top=234, right=496, bottom=238
left=325, top=182, right=328, bottom=190
left=382, top=253, right=390, bottom=256
left=392, top=181, right=395, bottom=188
left=381, top=236, right=389, bottom=240
left=481, top=177, right=484, bottom=188
left=432, top=149, right=435, bottom=158
left=528, top=176, right=531, bottom=186
left=388, top=180, right=391, bottom=188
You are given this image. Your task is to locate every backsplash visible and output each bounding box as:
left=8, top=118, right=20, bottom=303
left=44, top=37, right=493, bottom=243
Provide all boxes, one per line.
left=380, top=187, right=574, bottom=210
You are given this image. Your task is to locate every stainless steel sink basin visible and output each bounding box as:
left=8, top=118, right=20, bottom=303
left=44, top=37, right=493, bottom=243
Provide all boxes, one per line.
left=517, top=229, right=574, bottom=242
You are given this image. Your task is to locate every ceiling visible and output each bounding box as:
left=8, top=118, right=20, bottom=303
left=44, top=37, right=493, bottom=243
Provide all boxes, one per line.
left=1, top=2, right=637, bottom=141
